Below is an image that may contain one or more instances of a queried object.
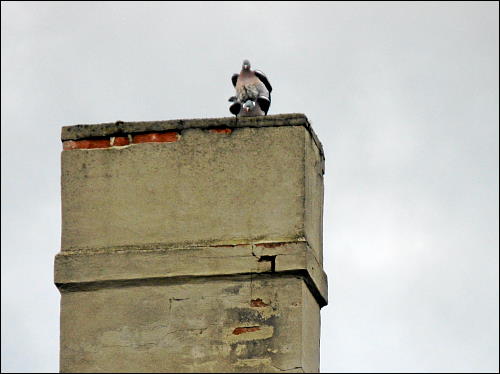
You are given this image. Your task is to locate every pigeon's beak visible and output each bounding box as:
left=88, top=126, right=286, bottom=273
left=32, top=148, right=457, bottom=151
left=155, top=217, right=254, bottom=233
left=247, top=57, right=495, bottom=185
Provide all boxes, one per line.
left=244, top=106, right=250, bottom=112
left=243, top=64, right=249, bottom=70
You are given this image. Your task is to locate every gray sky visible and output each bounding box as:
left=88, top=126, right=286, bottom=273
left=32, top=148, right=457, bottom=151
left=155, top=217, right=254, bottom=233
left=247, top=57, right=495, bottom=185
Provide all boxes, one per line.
left=1, top=2, right=498, bottom=372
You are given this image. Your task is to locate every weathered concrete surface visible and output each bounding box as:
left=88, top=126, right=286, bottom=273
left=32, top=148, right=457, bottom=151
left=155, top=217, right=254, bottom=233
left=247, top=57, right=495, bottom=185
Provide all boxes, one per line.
left=60, top=275, right=316, bottom=373
left=56, top=114, right=327, bottom=373
left=304, top=123, right=325, bottom=265
left=61, top=122, right=324, bottom=266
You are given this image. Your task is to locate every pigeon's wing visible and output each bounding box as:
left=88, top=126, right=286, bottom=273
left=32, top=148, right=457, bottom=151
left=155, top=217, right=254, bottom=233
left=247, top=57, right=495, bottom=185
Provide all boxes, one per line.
left=257, top=96, right=270, bottom=115
left=254, top=70, right=272, bottom=93
left=231, top=74, right=239, bottom=87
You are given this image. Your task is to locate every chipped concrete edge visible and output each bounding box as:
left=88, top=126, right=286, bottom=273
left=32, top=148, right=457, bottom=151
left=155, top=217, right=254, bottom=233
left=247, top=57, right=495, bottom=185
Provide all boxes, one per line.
left=60, top=113, right=325, bottom=161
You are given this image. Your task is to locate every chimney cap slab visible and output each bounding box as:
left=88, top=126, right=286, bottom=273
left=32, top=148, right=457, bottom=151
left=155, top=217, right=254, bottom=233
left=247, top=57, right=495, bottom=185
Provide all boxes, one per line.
left=61, top=113, right=324, bottom=160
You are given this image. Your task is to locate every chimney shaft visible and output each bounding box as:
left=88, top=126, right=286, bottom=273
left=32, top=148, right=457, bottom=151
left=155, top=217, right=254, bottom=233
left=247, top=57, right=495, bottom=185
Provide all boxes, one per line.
left=55, top=114, right=327, bottom=373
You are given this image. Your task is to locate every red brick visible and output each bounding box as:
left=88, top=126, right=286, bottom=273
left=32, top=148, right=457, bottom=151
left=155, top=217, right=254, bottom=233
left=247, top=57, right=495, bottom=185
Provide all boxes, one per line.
left=63, top=141, right=77, bottom=150
left=250, top=298, right=269, bottom=307
left=232, top=326, right=261, bottom=335
left=132, top=132, right=179, bottom=144
left=63, top=139, right=110, bottom=150
left=209, top=128, right=232, bottom=134
left=112, top=136, right=130, bottom=146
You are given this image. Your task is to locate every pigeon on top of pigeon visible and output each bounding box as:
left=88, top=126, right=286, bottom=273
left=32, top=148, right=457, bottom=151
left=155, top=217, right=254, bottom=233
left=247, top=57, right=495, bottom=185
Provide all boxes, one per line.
left=229, top=59, right=272, bottom=117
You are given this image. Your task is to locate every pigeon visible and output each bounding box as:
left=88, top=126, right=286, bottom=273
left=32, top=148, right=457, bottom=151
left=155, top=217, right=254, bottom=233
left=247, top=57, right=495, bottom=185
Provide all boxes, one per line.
left=229, top=59, right=272, bottom=117
left=228, top=96, right=264, bottom=117
left=242, top=99, right=255, bottom=112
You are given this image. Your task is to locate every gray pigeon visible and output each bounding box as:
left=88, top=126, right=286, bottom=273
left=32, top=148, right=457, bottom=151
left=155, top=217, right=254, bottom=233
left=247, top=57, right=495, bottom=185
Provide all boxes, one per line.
left=229, top=59, right=272, bottom=117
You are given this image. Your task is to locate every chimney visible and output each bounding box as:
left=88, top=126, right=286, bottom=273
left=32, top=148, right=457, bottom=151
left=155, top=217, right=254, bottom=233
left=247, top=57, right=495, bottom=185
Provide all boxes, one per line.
left=54, top=113, right=328, bottom=373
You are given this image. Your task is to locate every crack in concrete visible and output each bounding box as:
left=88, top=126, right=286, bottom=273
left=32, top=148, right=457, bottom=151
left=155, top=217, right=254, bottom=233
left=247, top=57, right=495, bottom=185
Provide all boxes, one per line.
left=271, top=364, right=303, bottom=372
left=166, top=327, right=208, bottom=336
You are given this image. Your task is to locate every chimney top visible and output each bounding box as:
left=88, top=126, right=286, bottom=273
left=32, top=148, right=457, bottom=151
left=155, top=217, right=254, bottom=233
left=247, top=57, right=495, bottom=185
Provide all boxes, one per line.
left=61, top=113, right=324, bottom=159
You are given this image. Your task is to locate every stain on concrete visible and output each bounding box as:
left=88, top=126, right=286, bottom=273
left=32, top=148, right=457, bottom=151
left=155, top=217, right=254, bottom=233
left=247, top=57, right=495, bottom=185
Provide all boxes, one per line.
left=223, top=285, right=242, bottom=295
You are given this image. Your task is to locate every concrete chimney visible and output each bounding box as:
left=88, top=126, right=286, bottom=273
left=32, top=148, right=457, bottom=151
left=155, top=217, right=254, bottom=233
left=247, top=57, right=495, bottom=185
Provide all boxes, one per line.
left=54, top=113, right=328, bottom=373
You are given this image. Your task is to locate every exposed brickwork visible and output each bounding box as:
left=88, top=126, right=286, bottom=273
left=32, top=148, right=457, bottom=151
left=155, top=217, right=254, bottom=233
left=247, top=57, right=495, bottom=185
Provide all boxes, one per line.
left=111, top=136, right=130, bottom=146
left=62, top=141, right=77, bottom=150
left=250, top=298, right=269, bottom=307
left=63, top=132, right=179, bottom=150
left=63, top=139, right=110, bottom=150
left=209, top=128, right=232, bottom=134
left=133, top=132, right=179, bottom=144
left=232, top=326, right=261, bottom=335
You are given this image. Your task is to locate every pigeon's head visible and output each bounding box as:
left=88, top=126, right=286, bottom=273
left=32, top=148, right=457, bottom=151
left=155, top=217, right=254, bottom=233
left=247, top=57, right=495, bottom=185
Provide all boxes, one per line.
left=243, top=99, right=255, bottom=112
left=242, top=59, right=251, bottom=70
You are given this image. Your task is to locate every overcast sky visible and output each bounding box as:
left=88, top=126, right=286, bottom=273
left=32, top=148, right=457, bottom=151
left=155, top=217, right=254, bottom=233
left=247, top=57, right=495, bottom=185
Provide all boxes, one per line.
left=1, top=2, right=498, bottom=373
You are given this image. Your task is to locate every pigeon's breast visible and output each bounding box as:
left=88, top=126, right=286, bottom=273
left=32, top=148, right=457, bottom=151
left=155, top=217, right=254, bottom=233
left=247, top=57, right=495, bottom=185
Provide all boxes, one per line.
left=236, top=84, right=259, bottom=102
left=236, top=74, right=263, bottom=98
